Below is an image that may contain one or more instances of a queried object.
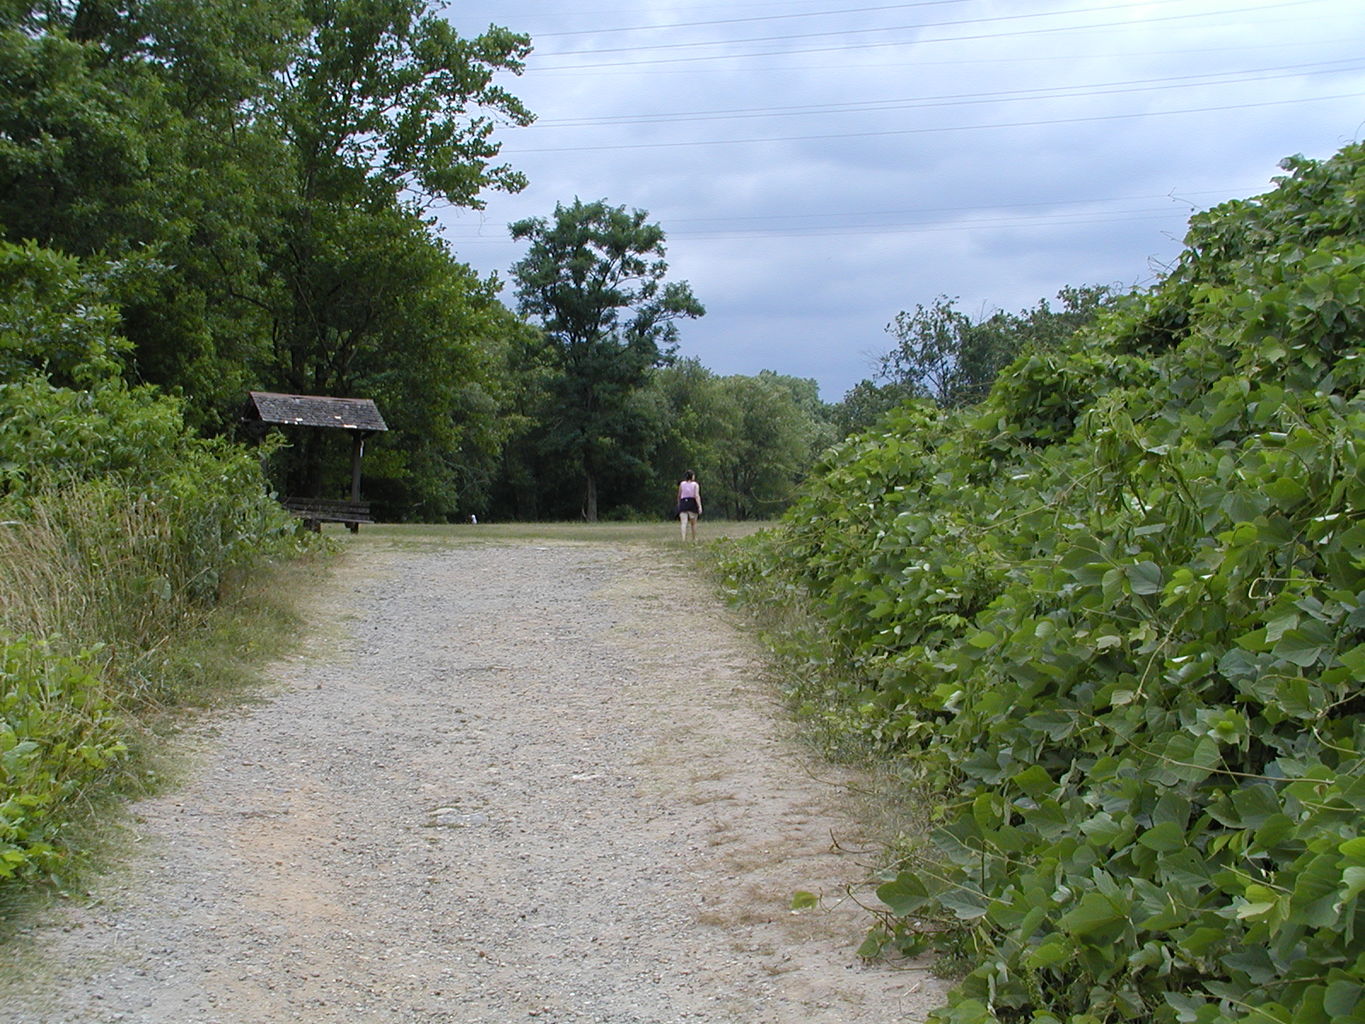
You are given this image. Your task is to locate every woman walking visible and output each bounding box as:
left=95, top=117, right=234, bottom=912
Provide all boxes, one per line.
left=676, top=471, right=702, bottom=541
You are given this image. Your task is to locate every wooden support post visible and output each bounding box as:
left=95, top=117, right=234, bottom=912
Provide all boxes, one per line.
left=350, top=434, right=364, bottom=503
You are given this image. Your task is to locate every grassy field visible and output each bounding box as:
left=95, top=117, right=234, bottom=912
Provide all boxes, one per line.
left=341, top=518, right=775, bottom=547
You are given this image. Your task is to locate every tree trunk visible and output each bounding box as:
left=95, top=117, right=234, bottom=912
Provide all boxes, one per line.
left=583, top=471, right=598, bottom=522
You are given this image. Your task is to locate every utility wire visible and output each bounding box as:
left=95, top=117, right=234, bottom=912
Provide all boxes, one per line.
left=531, top=0, right=1327, bottom=69
left=660, top=188, right=1255, bottom=226
left=662, top=209, right=1180, bottom=239
left=530, top=0, right=973, bottom=37
left=505, top=91, right=1364, bottom=153
left=449, top=208, right=1177, bottom=243
left=516, top=37, right=1346, bottom=77
left=441, top=187, right=1262, bottom=243
left=527, top=58, right=1364, bottom=128
left=537, top=0, right=1198, bottom=56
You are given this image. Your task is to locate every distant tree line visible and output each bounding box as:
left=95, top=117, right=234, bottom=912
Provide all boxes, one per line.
left=2, top=0, right=1113, bottom=523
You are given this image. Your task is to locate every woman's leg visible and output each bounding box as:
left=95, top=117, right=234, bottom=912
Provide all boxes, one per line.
left=679, top=512, right=689, bottom=540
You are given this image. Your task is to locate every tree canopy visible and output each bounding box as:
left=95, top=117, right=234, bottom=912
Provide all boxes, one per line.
left=836, top=287, right=1117, bottom=432
left=508, top=198, right=704, bottom=520
left=0, top=0, right=546, bottom=518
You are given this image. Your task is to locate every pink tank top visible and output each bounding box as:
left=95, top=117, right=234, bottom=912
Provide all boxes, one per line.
left=679, top=480, right=699, bottom=499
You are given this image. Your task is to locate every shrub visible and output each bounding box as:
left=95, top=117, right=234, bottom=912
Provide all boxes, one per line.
left=0, top=239, right=302, bottom=892
left=720, top=144, right=1365, bottom=1023
left=0, top=638, right=126, bottom=883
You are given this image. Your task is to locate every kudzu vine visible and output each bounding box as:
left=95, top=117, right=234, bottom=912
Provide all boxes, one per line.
left=722, top=144, right=1365, bottom=1023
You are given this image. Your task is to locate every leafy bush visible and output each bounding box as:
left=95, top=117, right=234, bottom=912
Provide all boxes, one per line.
left=721, top=144, right=1365, bottom=1023
left=0, top=638, right=126, bottom=883
left=0, top=239, right=302, bottom=891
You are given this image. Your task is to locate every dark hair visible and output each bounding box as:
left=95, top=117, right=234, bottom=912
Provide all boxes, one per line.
left=683, top=471, right=695, bottom=480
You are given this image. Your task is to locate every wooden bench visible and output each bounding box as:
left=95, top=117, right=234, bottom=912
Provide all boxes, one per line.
left=282, top=497, right=374, bottom=533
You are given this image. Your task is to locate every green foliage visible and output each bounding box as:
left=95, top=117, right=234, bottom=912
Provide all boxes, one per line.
left=708, top=371, right=835, bottom=519
left=0, top=638, right=126, bottom=883
left=285, top=0, right=531, bottom=209
left=0, top=241, right=130, bottom=387
left=244, top=1, right=534, bottom=508
left=0, top=239, right=301, bottom=893
left=721, top=143, right=1365, bottom=1022
left=509, top=197, right=705, bottom=520
left=2, top=0, right=536, bottom=510
left=839, top=288, right=1117, bottom=432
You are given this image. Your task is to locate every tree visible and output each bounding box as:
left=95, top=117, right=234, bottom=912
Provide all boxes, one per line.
left=247, top=0, right=533, bottom=499
left=279, top=0, right=531, bottom=210
left=710, top=372, right=831, bottom=519
left=0, top=0, right=539, bottom=520
left=509, top=198, right=704, bottom=521
left=0, top=0, right=305, bottom=426
left=881, top=296, right=969, bottom=406
left=841, top=287, right=1118, bottom=427
left=643, top=358, right=732, bottom=512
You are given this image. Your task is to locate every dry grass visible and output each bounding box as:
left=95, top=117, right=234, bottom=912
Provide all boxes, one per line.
left=0, top=491, right=177, bottom=653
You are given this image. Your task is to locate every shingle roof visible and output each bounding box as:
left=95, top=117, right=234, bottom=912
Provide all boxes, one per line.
left=245, top=392, right=388, bottom=432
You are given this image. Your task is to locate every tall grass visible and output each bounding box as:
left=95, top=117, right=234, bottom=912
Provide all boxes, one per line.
left=3, top=487, right=186, bottom=677
left=0, top=473, right=304, bottom=892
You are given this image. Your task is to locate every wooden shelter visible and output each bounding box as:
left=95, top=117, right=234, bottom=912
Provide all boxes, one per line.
left=243, top=391, right=388, bottom=531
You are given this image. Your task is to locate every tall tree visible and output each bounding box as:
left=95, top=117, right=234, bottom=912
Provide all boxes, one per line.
left=279, top=0, right=531, bottom=210
left=0, top=0, right=303, bottom=426
left=0, top=0, right=539, bottom=520
left=509, top=198, right=704, bottom=521
left=711, top=372, right=831, bottom=519
left=252, top=0, right=533, bottom=499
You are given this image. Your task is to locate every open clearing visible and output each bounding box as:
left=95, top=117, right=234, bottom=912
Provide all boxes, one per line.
left=1, top=526, right=946, bottom=1023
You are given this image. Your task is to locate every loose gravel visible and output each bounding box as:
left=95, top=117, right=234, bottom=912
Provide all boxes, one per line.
left=1, top=537, right=947, bottom=1023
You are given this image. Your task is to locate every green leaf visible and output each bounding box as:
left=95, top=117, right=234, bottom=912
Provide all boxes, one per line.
left=1274, top=628, right=1327, bottom=668
left=1137, top=822, right=1187, bottom=853
left=1011, top=764, right=1055, bottom=799
left=1291, top=851, right=1345, bottom=928
left=1125, top=561, right=1163, bottom=595
left=938, top=885, right=989, bottom=921
left=1264, top=476, right=1308, bottom=509
left=856, top=927, right=889, bottom=960
left=1024, top=935, right=1072, bottom=968
left=876, top=873, right=929, bottom=917
left=1339, top=643, right=1365, bottom=681
left=1058, top=891, right=1126, bottom=939
left=1323, top=979, right=1364, bottom=1019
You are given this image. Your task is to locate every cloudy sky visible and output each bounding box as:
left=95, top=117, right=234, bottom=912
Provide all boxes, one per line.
left=439, top=0, right=1365, bottom=402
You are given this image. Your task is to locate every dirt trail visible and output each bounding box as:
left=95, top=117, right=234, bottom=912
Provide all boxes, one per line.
left=1, top=537, right=946, bottom=1023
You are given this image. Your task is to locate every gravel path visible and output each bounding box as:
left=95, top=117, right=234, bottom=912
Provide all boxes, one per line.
left=1, top=537, right=946, bottom=1023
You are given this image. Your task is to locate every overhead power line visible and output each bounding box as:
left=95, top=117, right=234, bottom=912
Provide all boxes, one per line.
left=529, top=0, right=973, bottom=38
left=537, top=0, right=1196, bottom=56
left=504, top=91, right=1365, bottom=154
left=440, top=187, right=1264, bottom=244
left=513, top=37, right=1348, bottom=78
left=530, top=0, right=1327, bottom=70
left=527, top=59, right=1365, bottom=128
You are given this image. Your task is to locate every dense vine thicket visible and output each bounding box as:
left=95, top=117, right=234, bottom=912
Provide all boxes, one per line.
left=721, top=144, right=1365, bottom=1023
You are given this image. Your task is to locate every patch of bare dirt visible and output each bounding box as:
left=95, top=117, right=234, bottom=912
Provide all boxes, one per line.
left=0, top=538, right=948, bottom=1023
